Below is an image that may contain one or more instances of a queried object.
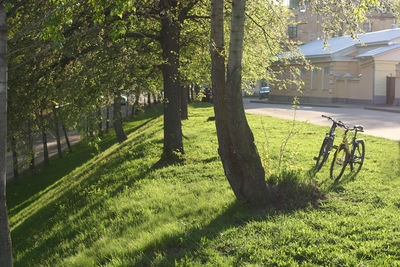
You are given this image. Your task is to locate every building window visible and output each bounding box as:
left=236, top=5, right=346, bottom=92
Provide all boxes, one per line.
left=311, top=69, right=320, bottom=90
left=289, top=0, right=299, bottom=9
left=322, top=67, right=330, bottom=90
left=288, top=24, right=297, bottom=39
left=363, top=22, right=372, bottom=32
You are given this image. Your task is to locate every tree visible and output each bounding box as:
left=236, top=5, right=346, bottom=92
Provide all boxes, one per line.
left=0, top=2, right=13, bottom=266
left=211, top=0, right=387, bottom=206
left=211, top=0, right=270, bottom=205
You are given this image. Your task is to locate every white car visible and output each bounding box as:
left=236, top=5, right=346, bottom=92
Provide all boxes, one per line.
left=259, top=87, right=270, bottom=99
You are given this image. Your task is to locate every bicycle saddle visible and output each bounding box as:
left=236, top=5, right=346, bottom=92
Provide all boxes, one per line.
left=354, top=125, right=364, bottom=131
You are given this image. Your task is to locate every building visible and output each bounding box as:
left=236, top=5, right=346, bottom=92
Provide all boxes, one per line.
left=288, top=1, right=397, bottom=44
left=269, top=28, right=400, bottom=105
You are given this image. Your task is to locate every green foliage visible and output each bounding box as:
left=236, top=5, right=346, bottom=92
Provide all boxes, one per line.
left=7, top=104, right=400, bottom=266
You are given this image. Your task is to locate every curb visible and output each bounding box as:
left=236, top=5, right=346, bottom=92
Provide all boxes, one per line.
left=250, top=100, right=342, bottom=108
left=364, top=106, right=400, bottom=114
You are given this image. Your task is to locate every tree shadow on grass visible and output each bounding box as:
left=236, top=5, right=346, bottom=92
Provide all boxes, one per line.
left=132, top=170, right=325, bottom=266
left=11, top=135, right=165, bottom=266
left=7, top=112, right=161, bottom=216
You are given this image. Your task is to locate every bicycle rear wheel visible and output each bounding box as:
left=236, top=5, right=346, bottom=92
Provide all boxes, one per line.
left=315, top=138, right=331, bottom=171
left=330, top=145, right=348, bottom=181
left=350, top=140, right=365, bottom=173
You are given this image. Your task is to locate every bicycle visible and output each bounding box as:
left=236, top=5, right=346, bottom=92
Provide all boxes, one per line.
left=314, top=115, right=346, bottom=171
left=330, top=124, right=365, bottom=181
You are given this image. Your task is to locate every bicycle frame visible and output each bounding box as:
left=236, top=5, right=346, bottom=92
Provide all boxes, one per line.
left=332, top=129, right=350, bottom=163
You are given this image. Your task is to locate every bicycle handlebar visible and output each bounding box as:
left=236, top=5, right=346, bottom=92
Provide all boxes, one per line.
left=321, top=115, right=364, bottom=132
left=321, top=115, right=347, bottom=128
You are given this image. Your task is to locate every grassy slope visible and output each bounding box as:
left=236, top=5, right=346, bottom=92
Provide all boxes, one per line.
left=7, top=103, right=400, bottom=266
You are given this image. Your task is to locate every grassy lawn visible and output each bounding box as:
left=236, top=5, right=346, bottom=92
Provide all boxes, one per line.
left=7, top=103, right=400, bottom=266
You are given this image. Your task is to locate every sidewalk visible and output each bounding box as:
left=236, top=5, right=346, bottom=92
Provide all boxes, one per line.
left=250, top=98, right=400, bottom=113
left=364, top=105, right=400, bottom=113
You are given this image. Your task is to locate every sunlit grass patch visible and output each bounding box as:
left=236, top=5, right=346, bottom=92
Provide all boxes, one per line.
left=8, top=103, right=400, bottom=266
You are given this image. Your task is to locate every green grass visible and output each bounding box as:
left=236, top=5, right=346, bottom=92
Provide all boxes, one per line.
left=7, top=103, right=400, bottom=266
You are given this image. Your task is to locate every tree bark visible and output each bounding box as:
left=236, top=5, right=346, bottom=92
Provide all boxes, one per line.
left=160, top=0, right=184, bottom=156
left=211, top=0, right=269, bottom=205
left=113, top=92, right=127, bottom=143
left=0, top=4, right=12, bottom=263
left=62, top=124, right=72, bottom=153
left=181, top=85, right=188, bottom=120
left=53, top=107, right=62, bottom=158
left=147, top=92, right=151, bottom=107
left=42, top=128, right=49, bottom=165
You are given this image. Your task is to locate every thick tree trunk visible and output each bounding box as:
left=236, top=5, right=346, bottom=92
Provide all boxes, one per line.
left=0, top=4, right=12, bottom=263
left=42, top=128, right=49, bottom=165
left=53, top=108, right=62, bottom=158
left=211, top=0, right=269, bottom=205
left=113, top=93, right=127, bottom=143
left=181, top=85, right=188, bottom=120
left=160, top=0, right=184, bottom=156
left=11, top=136, right=18, bottom=182
left=62, top=125, right=72, bottom=153
left=105, top=106, right=110, bottom=133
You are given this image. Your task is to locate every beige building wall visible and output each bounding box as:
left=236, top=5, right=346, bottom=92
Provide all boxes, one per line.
left=270, top=60, right=375, bottom=103
left=358, top=61, right=374, bottom=101
left=374, top=61, right=396, bottom=98
left=369, top=13, right=397, bottom=32
left=290, top=8, right=397, bottom=44
left=395, top=77, right=400, bottom=104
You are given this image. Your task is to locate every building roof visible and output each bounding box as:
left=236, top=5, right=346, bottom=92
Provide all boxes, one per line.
left=355, top=43, right=400, bottom=58
left=299, top=28, right=400, bottom=57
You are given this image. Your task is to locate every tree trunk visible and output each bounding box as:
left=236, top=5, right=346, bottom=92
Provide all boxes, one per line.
left=0, top=4, right=12, bottom=263
left=27, top=124, right=35, bottom=175
left=113, top=92, right=127, bottom=143
left=125, top=101, right=129, bottom=120
left=53, top=108, right=62, bottom=158
left=160, top=0, right=184, bottom=156
left=97, top=108, right=103, bottom=137
left=11, top=136, right=19, bottom=182
left=131, top=94, right=138, bottom=118
left=105, top=106, right=110, bottom=133
left=62, top=125, right=72, bottom=153
left=42, top=128, right=49, bottom=165
left=147, top=93, right=151, bottom=107
left=188, top=85, right=192, bottom=103
left=211, top=0, right=269, bottom=205
left=181, top=85, right=188, bottom=120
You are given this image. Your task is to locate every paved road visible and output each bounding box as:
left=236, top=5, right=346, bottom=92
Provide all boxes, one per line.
left=243, top=98, right=400, bottom=141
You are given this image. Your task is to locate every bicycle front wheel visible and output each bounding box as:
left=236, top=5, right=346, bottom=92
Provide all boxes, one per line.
left=330, top=145, right=348, bottom=181
left=315, top=138, right=331, bottom=171
left=350, top=140, right=365, bottom=173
